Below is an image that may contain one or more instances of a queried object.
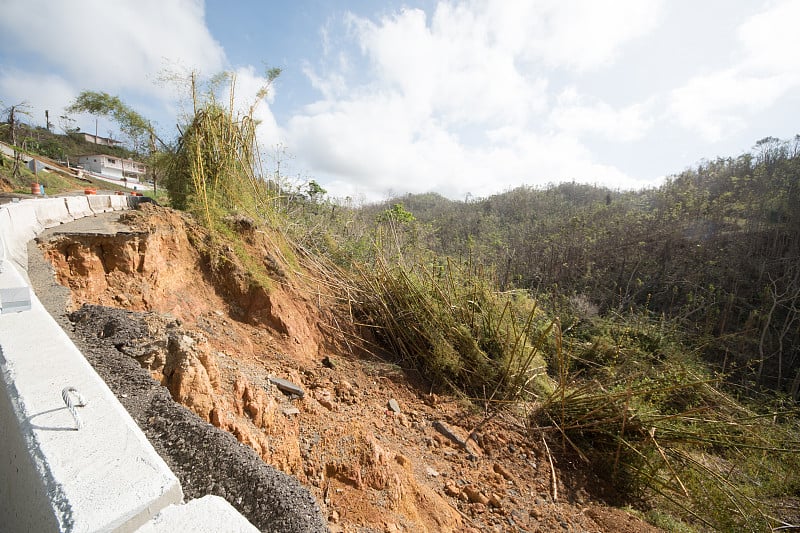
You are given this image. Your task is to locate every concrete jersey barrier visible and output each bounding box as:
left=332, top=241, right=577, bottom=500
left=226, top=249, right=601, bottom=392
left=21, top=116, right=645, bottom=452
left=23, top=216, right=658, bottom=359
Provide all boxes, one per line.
left=0, top=196, right=259, bottom=532
left=65, top=196, right=93, bottom=219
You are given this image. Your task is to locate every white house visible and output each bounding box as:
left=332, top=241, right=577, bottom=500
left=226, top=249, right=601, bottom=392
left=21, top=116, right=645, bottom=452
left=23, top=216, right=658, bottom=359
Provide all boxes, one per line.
left=77, top=155, right=147, bottom=181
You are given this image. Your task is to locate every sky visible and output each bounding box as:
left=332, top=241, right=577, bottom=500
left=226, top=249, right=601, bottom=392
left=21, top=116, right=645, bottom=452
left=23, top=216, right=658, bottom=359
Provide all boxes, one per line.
left=1, top=0, right=798, bottom=203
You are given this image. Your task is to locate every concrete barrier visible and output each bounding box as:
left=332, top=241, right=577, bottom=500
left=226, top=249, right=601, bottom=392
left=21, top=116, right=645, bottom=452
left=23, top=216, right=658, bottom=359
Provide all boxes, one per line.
left=0, top=197, right=258, bottom=532
left=65, top=196, right=93, bottom=219
left=33, top=198, right=74, bottom=229
left=110, top=194, right=130, bottom=211
left=0, top=202, right=43, bottom=277
left=0, top=269, right=183, bottom=531
left=87, top=195, right=113, bottom=214
left=135, top=496, right=259, bottom=532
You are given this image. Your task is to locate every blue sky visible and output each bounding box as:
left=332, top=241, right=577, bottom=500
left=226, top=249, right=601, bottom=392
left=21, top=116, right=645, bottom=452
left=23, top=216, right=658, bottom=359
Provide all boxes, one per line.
left=1, top=0, right=798, bottom=202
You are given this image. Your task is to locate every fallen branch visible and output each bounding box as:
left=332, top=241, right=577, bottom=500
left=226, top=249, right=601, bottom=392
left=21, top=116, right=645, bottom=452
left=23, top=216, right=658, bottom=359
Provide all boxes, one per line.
left=542, top=435, right=558, bottom=502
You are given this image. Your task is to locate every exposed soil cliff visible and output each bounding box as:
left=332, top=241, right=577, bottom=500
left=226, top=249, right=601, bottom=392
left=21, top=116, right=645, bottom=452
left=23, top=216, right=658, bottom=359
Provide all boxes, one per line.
left=39, top=204, right=661, bottom=532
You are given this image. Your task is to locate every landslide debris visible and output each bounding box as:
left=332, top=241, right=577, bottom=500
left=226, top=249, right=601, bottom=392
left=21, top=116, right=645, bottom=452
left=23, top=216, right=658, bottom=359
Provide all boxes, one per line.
left=36, top=205, right=664, bottom=532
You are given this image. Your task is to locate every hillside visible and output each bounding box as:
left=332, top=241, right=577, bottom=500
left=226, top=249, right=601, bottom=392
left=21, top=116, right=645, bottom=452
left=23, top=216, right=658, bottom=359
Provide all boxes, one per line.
left=318, top=136, right=800, bottom=398
left=32, top=204, right=662, bottom=532
left=9, top=92, right=800, bottom=531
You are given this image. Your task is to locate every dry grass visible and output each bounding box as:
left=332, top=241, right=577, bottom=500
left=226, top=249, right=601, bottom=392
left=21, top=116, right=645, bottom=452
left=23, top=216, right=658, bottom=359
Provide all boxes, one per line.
left=351, top=255, right=554, bottom=402
left=529, top=312, right=800, bottom=531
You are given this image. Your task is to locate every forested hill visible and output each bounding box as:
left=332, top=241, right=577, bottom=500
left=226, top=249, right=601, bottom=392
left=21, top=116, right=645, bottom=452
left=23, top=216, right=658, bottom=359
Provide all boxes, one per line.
left=364, top=135, right=800, bottom=396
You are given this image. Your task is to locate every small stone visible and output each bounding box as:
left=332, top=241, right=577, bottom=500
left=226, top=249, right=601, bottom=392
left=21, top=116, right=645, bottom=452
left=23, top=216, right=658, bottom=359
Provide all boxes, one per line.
left=330, top=510, right=340, bottom=523
left=492, top=463, right=512, bottom=480
left=433, top=420, right=464, bottom=446
left=464, top=486, right=490, bottom=505
left=444, top=482, right=460, bottom=497
left=282, top=407, right=300, bottom=416
left=426, top=466, right=439, bottom=477
left=489, top=492, right=502, bottom=509
left=322, top=355, right=335, bottom=368
left=319, top=399, right=335, bottom=411
left=471, top=502, right=487, bottom=514
left=387, top=398, right=401, bottom=413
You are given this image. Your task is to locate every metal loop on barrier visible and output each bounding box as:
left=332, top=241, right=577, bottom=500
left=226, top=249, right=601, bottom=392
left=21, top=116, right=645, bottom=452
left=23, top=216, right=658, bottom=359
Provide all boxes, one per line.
left=62, top=387, right=88, bottom=431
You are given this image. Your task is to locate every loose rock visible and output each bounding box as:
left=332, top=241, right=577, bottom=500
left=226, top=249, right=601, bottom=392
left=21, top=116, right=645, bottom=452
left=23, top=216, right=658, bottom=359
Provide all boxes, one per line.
left=270, top=376, right=305, bottom=399
left=387, top=398, right=401, bottom=413
left=464, top=486, right=490, bottom=505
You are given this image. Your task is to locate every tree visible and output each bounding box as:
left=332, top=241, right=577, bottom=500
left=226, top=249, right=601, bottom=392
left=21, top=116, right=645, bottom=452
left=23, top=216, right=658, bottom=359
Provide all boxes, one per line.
left=161, top=69, right=280, bottom=221
left=2, top=101, right=31, bottom=179
left=379, top=203, right=416, bottom=223
left=306, top=180, right=327, bottom=202
left=58, top=114, right=80, bottom=134
left=65, top=91, right=165, bottom=154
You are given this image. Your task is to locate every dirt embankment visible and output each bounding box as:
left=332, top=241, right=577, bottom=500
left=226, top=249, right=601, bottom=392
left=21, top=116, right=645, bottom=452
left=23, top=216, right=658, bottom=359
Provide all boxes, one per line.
left=37, top=204, right=662, bottom=532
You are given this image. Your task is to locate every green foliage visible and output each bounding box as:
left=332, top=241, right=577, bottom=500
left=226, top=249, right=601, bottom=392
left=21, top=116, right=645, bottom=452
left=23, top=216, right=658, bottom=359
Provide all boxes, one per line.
left=364, top=137, right=800, bottom=399
left=306, top=180, right=327, bottom=201
left=66, top=90, right=158, bottom=153
left=379, top=203, right=416, bottom=223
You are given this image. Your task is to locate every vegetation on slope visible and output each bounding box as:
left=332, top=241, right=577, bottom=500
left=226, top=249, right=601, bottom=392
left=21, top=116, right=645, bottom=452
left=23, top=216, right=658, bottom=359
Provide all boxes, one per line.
left=6, top=79, right=799, bottom=530
left=285, top=135, right=800, bottom=531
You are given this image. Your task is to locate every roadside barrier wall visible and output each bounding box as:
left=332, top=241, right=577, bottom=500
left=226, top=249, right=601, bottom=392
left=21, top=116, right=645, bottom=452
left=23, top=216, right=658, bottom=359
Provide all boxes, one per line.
left=0, top=196, right=257, bottom=532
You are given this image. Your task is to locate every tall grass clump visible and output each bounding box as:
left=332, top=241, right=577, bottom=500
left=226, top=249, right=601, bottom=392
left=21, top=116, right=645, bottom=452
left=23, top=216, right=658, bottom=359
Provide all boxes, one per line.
left=161, top=70, right=282, bottom=227
left=158, top=70, right=286, bottom=290
left=353, top=255, right=555, bottom=401
left=530, top=309, right=800, bottom=531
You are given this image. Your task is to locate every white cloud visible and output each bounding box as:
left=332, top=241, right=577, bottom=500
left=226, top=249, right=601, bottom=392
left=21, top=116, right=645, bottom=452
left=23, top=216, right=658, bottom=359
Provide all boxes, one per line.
left=0, top=0, right=225, bottom=97
left=738, top=0, right=800, bottom=73
left=669, top=68, right=790, bottom=142
left=290, top=1, right=663, bottom=200
left=481, top=0, right=663, bottom=72
left=550, top=87, right=654, bottom=141
left=668, top=0, right=800, bottom=142
left=288, top=93, right=652, bottom=202
left=0, top=70, right=76, bottom=125
left=350, top=5, right=549, bottom=128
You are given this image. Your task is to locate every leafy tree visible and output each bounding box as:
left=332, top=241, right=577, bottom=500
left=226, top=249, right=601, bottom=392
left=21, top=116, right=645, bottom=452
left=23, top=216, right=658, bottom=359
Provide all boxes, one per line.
left=160, top=69, right=280, bottom=223
left=305, top=180, right=327, bottom=202
left=65, top=91, right=165, bottom=154
left=379, top=203, right=415, bottom=223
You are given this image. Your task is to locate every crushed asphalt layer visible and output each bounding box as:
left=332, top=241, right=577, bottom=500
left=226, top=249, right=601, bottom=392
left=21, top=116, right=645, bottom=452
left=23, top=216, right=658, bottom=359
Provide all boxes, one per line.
left=27, top=213, right=327, bottom=533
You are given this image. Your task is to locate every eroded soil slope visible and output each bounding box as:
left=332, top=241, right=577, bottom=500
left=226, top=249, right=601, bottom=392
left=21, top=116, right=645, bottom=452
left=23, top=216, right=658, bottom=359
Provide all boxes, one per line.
left=40, top=204, right=661, bottom=532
